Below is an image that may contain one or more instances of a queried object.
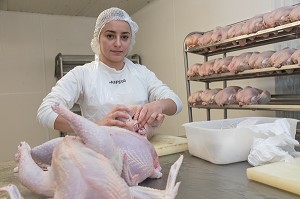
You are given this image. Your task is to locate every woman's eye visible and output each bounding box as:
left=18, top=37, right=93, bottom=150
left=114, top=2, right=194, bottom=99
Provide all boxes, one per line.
left=121, top=35, right=129, bottom=40
left=106, top=34, right=114, bottom=39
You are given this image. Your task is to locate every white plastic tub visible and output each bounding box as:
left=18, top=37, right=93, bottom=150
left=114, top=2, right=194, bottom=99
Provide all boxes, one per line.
left=183, top=117, right=298, bottom=164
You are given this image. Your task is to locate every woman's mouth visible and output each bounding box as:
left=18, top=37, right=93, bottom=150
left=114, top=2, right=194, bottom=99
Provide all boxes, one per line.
left=111, top=50, right=123, bottom=55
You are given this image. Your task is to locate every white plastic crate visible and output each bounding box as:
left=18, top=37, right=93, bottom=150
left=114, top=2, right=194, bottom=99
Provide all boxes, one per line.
left=183, top=117, right=298, bottom=164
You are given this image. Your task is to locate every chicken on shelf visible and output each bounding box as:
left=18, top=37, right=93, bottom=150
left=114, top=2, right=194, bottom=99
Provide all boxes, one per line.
left=184, top=4, right=300, bottom=50
left=188, top=86, right=271, bottom=106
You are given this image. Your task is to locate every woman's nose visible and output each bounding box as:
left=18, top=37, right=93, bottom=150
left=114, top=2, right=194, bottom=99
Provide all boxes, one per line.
left=114, top=37, right=121, bottom=46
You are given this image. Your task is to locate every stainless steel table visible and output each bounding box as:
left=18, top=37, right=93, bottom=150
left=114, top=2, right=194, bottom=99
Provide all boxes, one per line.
left=0, top=151, right=299, bottom=199
left=142, top=151, right=299, bottom=199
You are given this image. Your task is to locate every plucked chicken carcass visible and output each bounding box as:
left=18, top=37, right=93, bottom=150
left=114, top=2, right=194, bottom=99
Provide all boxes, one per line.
left=288, top=48, right=300, bottom=65
left=210, top=26, right=231, bottom=51
left=212, top=56, right=233, bottom=74
left=214, top=86, right=242, bottom=106
left=211, top=58, right=223, bottom=73
left=187, top=63, right=202, bottom=77
left=227, top=23, right=245, bottom=39
left=248, top=52, right=260, bottom=68
left=241, top=14, right=266, bottom=35
left=29, top=106, right=163, bottom=168
left=211, top=26, right=230, bottom=43
left=188, top=91, right=203, bottom=106
left=236, top=86, right=271, bottom=106
left=51, top=103, right=163, bottom=186
left=185, top=33, right=202, bottom=49
left=248, top=50, right=275, bottom=69
left=9, top=103, right=183, bottom=198
left=0, top=184, right=23, bottom=199
left=263, top=6, right=293, bottom=28
left=198, top=59, right=215, bottom=76
left=227, top=22, right=247, bottom=46
left=199, top=88, right=222, bottom=105
left=251, top=50, right=276, bottom=69
left=118, top=105, right=164, bottom=139
left=227, top=52, right=253, bottom=73
left=188, top=89, right=221, bottom=106
left=268, top=48, right=296, bottom=68
left=197, top=31, right=213, bottom=46
left=289, top=5, right=300, bottom=22
left=11, top=137, right=183, bottom=199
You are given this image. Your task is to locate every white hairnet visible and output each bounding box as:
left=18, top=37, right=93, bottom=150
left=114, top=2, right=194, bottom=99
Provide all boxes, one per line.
left=91, top=7, right=139, bottom=59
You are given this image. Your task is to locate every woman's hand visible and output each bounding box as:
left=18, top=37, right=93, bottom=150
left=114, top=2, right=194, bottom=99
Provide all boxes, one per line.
left=96, top=104, right=131, bottom=128
left=134, top=101, right=166, bottom=127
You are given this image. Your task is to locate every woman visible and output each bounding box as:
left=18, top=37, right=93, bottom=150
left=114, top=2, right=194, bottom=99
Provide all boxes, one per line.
left=37, top=7, right=182, bottom=136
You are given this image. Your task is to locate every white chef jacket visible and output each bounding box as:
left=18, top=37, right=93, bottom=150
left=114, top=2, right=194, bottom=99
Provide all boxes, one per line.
left=37, top=58, right=182, bottom=129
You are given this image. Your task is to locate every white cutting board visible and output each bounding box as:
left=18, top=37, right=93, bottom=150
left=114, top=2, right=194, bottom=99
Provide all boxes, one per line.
left=150, top=135, right=188, bottom=156
left=247, top=158, right=300, bottom=195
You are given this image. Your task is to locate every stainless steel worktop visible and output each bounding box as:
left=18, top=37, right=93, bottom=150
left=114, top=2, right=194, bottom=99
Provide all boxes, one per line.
left=1, top=151, right=299, bottom=199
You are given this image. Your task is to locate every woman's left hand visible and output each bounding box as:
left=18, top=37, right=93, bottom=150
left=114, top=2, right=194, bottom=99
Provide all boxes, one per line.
left=134, top=101, right=165, bottom=127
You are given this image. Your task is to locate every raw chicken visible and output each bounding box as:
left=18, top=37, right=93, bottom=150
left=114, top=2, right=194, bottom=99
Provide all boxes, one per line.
left=268, top=48, right=296, bottom=68
left=227, top=23, right=245, bottom=39
left=227, top=52, right=253, bottom=73
left=214, top=86, right=242, bottom=106
left=263, top=6, right=293, bottom=28
left=198, top=59, right=215, bottom=77
left=118, top=105, right=164, bottom=139
left=185, top=33, right=202, bottom=49
left=236, top=86, right=271, bottom=106
left=212, top=56, right=233, bottom=74
left=211, top=58, right=223, bottom=73
left=188, top=88, right=223, bottom=106
left=12, top=137, right=183, bottom=199
left=0, top=184, right=23, bottom=199
left=31, top=137, right=63, bottom=166
left=273, top=6, right=293, bottom=26
left=288, top=48, right=300, bottom=65
left=29, top=106, right=161, bottom=168
left=197, top=31, right=213, bottom=46
left=57, top=103, right=163, bottom=186
left=209, top=26, right=231, bottom=51
left=289, top=5, right=300, bottom=22
left=227, top=22, right=246, bottom=46
left=198, top=59, right=215, bottom=76
left=199, top=88, right=222, bottom=105
left=248, top=52, right=260, bottom=68
left=241, top=14, right=265, bottom=35
left=252, top=50, right=275, bottom=69
left=188, top=91, right=203, bottom=106
left=211, top=26, right=230, bottom=43
left=187, top=63, right=202, bottom=77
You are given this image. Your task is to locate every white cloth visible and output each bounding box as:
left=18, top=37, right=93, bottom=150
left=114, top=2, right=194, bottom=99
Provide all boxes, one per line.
left=237, top=118, right=300, bottom=166
left=37, top=58, right=182, bottom=129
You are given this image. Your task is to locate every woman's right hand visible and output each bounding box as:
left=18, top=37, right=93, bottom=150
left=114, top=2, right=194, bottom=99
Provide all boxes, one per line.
left=96, top=104, right=131, bottom=128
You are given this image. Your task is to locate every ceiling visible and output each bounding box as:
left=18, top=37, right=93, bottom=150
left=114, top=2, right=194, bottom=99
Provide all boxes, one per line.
left=0, top=0, right=155, bottom=17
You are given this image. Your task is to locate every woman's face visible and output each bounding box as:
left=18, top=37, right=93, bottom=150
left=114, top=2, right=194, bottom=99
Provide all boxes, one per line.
left=99, top=20, right=131, bottom=70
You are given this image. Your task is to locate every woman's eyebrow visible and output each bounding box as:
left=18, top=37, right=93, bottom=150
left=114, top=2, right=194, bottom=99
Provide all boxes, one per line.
left=104, top=30, right=130, bottom=34
left=104, top=30, right=116, bottom=33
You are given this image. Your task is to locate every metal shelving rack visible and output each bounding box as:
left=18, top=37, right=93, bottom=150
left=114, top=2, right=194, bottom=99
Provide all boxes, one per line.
left=184, top=21, right=300, bottom=122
